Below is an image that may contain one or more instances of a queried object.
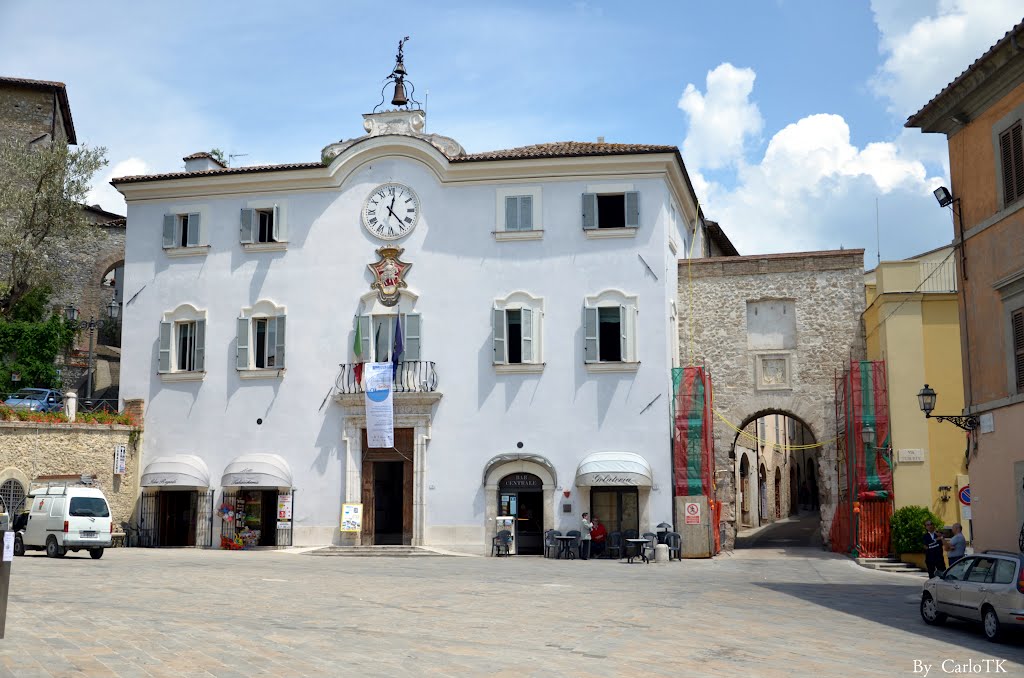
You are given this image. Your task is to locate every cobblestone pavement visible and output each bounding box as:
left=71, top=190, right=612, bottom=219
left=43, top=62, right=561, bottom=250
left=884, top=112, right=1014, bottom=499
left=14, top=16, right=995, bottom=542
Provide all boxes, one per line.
left=0, top=546, right=1022, bottom=677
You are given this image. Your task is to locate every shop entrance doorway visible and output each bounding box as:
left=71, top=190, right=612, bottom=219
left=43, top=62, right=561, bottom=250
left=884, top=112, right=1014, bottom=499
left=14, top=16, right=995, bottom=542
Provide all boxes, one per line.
left=590, top=487, right=639, bottom=536
left=361, top=428, right=414, bottom=545
left=159, top=490, right=197, bottom=547
left=498, top=472, right=543, bottom=555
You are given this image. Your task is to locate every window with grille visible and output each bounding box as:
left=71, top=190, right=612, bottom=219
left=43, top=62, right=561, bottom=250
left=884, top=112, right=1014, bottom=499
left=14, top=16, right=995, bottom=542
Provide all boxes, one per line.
left=1013, top=308, right=1024, bottom=392
left=999, top=121, right=1024, bottom=207
left=0, top=479, right=26, bottom=514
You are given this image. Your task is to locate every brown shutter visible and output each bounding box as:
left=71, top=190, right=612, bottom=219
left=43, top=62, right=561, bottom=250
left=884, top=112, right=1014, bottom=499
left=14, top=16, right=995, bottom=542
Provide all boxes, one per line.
left=1001, top=122, right=1024, bottom=206
left=1014, top=309, right=1024, bottom=392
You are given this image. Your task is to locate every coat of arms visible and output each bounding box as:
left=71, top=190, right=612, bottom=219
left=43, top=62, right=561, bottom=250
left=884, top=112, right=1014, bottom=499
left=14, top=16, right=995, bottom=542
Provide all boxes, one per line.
left=368, top=246, right=411, bottom=307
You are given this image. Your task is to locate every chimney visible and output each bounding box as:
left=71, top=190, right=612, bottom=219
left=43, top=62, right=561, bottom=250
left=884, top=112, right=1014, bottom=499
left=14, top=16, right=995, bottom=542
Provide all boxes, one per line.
left=596, top=136, right=605, bottom=143
left=183, top=152, right=226, bottom=172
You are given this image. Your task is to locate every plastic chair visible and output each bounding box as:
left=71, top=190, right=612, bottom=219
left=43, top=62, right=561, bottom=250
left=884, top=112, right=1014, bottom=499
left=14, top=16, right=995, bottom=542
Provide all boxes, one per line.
left=543, top=530, right=561, bottom=558
left=606, top=531, right=623, bottom=559
left=623, top=529, right=639, bottom=541
left=641, top=532, right=657, bottom=560
left=665, top=532, right=682, bottom=560
left=492, top=529, right=513, bottom=557
left=565, top=530, right=581, bottom=559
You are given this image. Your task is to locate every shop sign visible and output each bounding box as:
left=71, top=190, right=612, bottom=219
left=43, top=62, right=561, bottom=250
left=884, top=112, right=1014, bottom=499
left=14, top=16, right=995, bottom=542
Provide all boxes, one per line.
left=113, top=445, right=127, bottom=475
left=277, top=494, right=292, bottom=520
left=684, top=502, right=701, bottom=525
left=340, top=503, right=363, bottom=532
left=146, top=475, right=179, bottom=485
left=578, top=473, right=646, bottom=486
left=277, top=521, right=291, bottom=531
left=228, top=474, right=261, bottom=485
left=499, top=473, right=542, bottom=490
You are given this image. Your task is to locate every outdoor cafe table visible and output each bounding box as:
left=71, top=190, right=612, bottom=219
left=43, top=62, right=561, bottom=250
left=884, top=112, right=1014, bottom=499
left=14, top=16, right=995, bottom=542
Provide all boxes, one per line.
left=554, top=535, right=577, bottom=560
left=625, top=538, right=650, bottom=564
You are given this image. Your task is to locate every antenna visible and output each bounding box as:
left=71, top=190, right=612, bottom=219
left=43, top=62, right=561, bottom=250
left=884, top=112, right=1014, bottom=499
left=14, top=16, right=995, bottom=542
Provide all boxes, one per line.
left=875, top=197, right=881, bottom=265
left=228, top=153, right=249, bottom=167
left=424, top=89, right=429, bottom=133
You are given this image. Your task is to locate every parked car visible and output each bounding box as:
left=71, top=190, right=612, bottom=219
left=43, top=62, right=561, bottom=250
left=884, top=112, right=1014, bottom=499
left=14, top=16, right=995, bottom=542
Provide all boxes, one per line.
left=20, top=484, right=112, bottom=559
left=4, top=388, right=63, bottom=413
left=920, top=550, right=1024, bottom=642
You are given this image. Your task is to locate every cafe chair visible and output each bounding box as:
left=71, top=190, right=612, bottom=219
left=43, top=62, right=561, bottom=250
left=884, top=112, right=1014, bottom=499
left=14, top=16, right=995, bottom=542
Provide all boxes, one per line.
left=566, top=530, right=581, bottom=559
left=665, top=532, right=682, bottom=561
left=642, top=532, right=657, bottom=561
left=623, top=529, right=639, bottom=541
left=492, top=529, right=513, bottom=557
left=606, top=531, right=623, bottom=559
left=543, top=529, right=561, bottom=559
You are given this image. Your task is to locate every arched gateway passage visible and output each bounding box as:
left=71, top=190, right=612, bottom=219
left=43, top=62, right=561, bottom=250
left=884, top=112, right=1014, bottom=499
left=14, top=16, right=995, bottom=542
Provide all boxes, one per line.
left=680, top=249, right=864, bottom=550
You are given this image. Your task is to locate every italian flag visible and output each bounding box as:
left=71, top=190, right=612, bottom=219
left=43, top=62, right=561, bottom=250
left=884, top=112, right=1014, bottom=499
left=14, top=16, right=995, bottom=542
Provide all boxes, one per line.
left=353, top=319, right=364, bottom=386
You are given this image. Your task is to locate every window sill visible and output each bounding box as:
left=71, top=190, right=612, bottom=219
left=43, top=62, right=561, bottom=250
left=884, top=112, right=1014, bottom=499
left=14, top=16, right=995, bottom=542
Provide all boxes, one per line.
left=159, top=371, right=206, bottom=382
left=493, top=230, right=543, bottom=242
left=585, top=361, right=640, bottom=373
left=494, top=362, right=545, bottom=374
left=242, top=241, right=288, bottom=253
left=584, top=227, right=638, bottom=239
left=238, top=368, right=286, bottom=380
left=164, top=245, right=211, bottom=258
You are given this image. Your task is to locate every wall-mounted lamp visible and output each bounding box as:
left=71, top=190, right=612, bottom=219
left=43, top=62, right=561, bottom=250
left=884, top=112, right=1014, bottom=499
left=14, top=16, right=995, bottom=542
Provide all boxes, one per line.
left=917, top=384, right=979, bottom=432
left=933, top=186, right=954, bottom=208
left=938, top=485, right=953, bottom=502
left=932, top=187, right=968, bottom=279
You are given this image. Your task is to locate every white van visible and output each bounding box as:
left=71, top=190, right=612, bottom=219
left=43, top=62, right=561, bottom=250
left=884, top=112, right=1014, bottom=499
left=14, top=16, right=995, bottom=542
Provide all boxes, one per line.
left=21, top=484, right=113, bottom=559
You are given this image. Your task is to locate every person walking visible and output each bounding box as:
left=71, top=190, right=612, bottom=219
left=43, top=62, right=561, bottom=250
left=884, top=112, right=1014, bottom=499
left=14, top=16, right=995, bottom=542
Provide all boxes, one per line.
left=946, top=522, right=966, bottom=565
left=580, top=512, right=593, bottom=560
left=923, top=520, right=946, bottom=578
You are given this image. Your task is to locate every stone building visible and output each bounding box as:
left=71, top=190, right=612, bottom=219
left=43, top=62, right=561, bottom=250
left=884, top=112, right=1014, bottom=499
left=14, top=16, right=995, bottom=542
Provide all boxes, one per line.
left=679, top=250, right=865, bottom=549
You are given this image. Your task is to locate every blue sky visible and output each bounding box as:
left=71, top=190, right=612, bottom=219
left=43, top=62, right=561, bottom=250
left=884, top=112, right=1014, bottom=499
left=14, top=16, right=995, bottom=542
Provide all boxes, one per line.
left=1, top=1, right=1021, bottom=263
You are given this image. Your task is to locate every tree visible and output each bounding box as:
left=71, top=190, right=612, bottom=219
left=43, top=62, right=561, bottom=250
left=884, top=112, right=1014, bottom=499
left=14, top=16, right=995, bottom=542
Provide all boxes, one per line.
left=0, top=138, right=107, bottom=318
left=209, top=148, right=226, bottom=165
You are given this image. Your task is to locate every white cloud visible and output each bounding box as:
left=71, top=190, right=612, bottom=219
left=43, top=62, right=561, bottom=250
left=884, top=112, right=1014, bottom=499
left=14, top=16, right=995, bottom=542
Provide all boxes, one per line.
left=871, top=0, right=1023, bottom=116
left=87, top=158, right=149, bottom=215
left=678, top=63, right=763, bottom=171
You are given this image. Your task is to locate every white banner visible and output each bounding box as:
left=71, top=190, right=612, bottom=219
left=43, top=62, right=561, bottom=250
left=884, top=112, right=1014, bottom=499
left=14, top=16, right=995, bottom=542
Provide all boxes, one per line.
left=364, top=362, right=394, bottom=448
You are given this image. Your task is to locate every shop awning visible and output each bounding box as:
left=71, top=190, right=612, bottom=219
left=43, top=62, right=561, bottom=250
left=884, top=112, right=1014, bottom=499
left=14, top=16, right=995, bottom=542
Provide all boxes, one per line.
left=221, top=453, right=293, bottom=488
left=141, top=455, right=211, bottom=488
left=575, top=452, right=653, bottom=487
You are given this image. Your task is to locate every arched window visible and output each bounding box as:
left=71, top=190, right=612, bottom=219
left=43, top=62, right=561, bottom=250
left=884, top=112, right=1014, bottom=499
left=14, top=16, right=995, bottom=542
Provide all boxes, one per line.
left=0, top=479, right=26, bottom=514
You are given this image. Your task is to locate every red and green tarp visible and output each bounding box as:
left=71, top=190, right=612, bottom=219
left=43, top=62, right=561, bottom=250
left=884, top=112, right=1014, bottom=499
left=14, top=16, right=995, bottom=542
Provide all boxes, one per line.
left=851, top=360, right=893, bottom=499
left=672, top=366, right=714, bottom=497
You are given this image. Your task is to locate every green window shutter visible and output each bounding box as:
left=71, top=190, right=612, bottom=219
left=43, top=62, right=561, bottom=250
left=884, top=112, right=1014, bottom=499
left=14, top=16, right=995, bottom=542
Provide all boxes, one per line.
left=493, top=308, right=506, bottom=363
left=186, top=212, right=201, bottom=246
left=194, top=319, right=206, bottom=371
left=162, top=215, right=175, bottom=248
left=236, top=317, right=250, bottom=369
left=240, top=209, right=255, bottom=244
left=403, top=313, right=420, bottom=361
left=584, top=307, right=599, bottom=362
left=582, top=193, right=598, bottom=230
left=520, top=196, right=533, bottom=231
left=619, top=305, right=628, bottom=362
left=521, top=308, right=533, bottom=363
left=275, top=315, right=286, bottom=368
left=272, top=205, right=286, bottom=242
left=625, top=191, right=640, bottom=228
left=505, top=196, right=519, bottom=231
left=158, top=321, right=171, bottom=372
left=357, top=315, right=371, bottom=361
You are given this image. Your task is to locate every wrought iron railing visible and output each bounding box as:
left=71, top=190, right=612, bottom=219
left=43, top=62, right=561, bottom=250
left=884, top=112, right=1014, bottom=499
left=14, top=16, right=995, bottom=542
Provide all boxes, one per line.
left=335, top=361, right=438, bottom=394
left=78, top=398, right=120, bottom=414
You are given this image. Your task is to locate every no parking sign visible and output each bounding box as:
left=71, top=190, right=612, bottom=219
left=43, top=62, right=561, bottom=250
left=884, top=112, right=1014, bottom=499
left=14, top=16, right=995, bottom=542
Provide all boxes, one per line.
left=959, top=485, right=971, bottom=520
left=684, top=502, right=701, bottom=525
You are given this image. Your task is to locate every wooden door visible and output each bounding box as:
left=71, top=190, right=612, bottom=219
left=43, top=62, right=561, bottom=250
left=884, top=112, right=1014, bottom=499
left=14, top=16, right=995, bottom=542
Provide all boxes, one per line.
left=361, top=428, right=415, bottom=545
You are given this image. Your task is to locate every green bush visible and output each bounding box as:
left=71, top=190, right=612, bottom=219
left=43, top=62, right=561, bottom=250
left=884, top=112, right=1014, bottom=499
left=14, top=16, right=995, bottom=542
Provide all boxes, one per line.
left=891, top=505, right=943, bottom=554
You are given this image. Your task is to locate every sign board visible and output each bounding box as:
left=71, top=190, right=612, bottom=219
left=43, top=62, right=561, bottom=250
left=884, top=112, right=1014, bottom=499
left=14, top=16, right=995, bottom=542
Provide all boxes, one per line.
left=959, top=485, right=970, bottom=506
left=498, top=473, right=542, bottom=490
left=897, top=449, right=925, bottom=463
left=979, top=413, right=994, bottom=434
left=113, top=445, right=127, bottom=475
left=276, top=521, right=291, bottom=531
left=2, top=532, right=12, bottom=562
left=684, top=502, right=701, bottom=525
left=364, top=363, right=394, bottom=448
left=277, top=494, right=292, bottom=520
left=340, top=503, right=363, bottom=532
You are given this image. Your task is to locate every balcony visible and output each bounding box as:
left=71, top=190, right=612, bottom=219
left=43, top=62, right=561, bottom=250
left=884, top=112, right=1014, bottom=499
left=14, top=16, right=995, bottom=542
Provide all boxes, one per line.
left=335, top=361, right=439, bottom=394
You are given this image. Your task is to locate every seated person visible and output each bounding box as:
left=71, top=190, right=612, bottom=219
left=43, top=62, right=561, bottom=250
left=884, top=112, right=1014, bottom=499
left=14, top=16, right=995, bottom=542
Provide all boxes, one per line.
left=590, top=516, right=608, bottom=557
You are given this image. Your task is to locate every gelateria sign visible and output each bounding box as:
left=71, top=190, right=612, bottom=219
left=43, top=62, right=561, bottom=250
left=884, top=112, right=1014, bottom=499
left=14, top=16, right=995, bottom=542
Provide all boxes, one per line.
left=584, top=474, right=646, bottom=486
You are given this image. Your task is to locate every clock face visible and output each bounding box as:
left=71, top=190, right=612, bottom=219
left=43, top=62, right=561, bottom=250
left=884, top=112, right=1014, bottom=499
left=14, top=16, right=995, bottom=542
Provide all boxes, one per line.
left=362, top=183, right=419, bottom=240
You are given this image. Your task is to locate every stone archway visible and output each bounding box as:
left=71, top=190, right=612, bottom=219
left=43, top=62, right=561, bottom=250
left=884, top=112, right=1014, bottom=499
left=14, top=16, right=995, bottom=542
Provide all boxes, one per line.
left=483, top=453, right=557, bottom=556
left=680, top=249, right=864, bottom=549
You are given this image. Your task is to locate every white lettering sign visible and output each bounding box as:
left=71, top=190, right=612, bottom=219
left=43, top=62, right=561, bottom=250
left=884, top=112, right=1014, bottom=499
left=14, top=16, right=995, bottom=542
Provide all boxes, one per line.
left=897, top=449, right=926, bottom=463
left=2, top=531, right=13, bottom=561
left=113, top=445, right=127, bottom=475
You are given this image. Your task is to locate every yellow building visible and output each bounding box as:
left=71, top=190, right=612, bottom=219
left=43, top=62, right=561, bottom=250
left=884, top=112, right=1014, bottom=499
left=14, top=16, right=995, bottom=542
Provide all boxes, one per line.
left=864, top=246, right=970, bottom=538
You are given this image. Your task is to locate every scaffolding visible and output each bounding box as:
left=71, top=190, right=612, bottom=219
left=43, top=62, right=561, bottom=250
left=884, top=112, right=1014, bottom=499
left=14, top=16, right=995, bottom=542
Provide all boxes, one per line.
left=830, top=360, right=894, bottom=558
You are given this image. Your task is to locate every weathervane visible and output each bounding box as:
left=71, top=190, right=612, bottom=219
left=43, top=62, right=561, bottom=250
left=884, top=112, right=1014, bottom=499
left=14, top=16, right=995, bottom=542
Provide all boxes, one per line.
left=375, top=36, right=422, bottom=112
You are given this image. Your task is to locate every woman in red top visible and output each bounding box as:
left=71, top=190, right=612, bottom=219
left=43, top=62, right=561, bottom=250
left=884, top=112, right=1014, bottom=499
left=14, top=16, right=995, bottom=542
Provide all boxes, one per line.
left=591, top=516, right=608, bottom=558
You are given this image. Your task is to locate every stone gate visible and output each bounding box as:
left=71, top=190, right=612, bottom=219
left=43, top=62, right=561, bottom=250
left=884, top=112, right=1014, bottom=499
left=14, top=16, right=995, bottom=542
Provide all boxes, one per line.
left=679, top=250, right=864, bottom=548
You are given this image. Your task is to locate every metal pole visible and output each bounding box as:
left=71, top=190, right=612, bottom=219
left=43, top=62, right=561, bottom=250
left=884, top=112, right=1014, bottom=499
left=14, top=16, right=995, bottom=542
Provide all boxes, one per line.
left=86, top=321, right=95, bottom=399
left=0, top=528, right=12, bottom=639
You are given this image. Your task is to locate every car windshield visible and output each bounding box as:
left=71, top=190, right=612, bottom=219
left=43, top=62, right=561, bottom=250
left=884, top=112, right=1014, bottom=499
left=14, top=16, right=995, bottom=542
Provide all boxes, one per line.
left=69, top=497, right=110, bottom=517
left=10, top=390, right=46, bottom=400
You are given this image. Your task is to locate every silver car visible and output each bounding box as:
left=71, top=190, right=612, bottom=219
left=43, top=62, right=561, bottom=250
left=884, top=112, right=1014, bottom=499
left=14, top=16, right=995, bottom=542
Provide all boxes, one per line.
left=920, top=550, right=1024, bottom=642
left=4, top=388, right=63, bottom=412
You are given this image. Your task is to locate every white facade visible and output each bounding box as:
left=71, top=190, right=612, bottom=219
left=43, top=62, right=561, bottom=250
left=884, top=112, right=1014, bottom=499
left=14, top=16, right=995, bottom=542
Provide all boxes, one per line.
left=115, top=110, right=703, bottom=553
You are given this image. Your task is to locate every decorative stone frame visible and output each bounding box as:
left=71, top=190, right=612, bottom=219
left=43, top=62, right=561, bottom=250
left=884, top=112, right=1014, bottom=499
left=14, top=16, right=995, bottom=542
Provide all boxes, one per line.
left=493, top=291, right=545, bottom=373
left=994, top=268, right=1024, bottom=396
left=754, top=351, right=793, bottom=391
left=159, top=303, right=207, bottom=382
left=0, top=466, right=31, bottom=513
left=162, top=202, right=211, bottom=258
left=337, top=392, right=439, bottom=546
left=237, top=299, right=287, bottom=379
left=482, top=454, right=557, bottom=556
left=241, top=198, right=289, bottom=252
left=584, top=288, right=639, bottom=371
left=990, top=103, right=1024, bottom=211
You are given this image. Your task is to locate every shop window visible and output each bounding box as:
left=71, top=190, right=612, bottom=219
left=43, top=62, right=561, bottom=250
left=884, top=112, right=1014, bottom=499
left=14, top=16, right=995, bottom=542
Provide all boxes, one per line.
left=590, top=487, right=639, bottom=536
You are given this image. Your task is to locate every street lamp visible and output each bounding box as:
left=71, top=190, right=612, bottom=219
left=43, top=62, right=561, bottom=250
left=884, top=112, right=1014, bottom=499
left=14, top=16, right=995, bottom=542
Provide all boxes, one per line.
left=65, top=295, right=120, bottom=399
left=916, top=384, right=979, bottom=432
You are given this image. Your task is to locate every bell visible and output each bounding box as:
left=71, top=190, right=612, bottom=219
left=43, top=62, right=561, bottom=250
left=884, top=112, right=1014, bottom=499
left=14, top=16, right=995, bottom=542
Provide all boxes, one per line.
left=393, top=60, right=407, bottom=77
left=391, top=80, right=408, bottom=107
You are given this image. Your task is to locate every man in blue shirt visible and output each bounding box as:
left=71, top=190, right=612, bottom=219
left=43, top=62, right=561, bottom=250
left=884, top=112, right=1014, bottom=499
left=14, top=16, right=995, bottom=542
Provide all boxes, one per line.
left=946, top=522, right=967, bottom=565
left=923, top=520, right=946, bottom=577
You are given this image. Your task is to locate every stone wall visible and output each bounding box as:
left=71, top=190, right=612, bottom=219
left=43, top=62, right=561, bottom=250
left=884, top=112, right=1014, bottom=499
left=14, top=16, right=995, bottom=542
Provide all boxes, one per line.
left=678, top=250, right=865, bottom=548
left=0, top=85, right=68, bottom=146
left=0, top=421, right=141, bottom=527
